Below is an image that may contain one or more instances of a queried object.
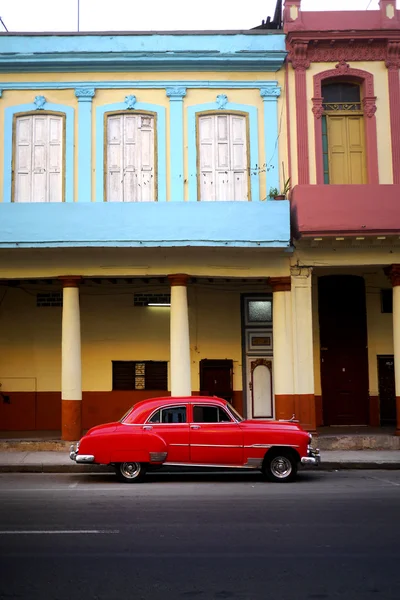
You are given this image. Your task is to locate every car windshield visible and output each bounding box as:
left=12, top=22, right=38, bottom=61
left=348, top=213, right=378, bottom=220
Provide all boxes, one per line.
left=227, top=403, right=244, bottom=422
left=119, top=407, right=133, bottom=423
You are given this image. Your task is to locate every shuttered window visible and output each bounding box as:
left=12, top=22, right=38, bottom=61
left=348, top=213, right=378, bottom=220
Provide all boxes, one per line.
left=112, top=361, right=167, bottom=391
left=14, top=114, right=63, bottom=202
left=198, top=113, right=248, bottom=201
left=106, top=113, right=155, bottom=202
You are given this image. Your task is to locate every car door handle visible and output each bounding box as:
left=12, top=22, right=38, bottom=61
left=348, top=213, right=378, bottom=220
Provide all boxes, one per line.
left=143, top=425, right=153, bottom=431
left=190, top=425, right=200, bottom=430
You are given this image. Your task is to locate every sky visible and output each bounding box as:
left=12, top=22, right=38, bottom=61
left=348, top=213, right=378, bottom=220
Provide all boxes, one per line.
left=0, top=0, right=390, bottom=33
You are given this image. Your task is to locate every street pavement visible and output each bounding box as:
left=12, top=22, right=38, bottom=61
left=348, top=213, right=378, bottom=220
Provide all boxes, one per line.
left=0, top=449, right=400, bottom=472
left=0, top=470, right=400, bottom=599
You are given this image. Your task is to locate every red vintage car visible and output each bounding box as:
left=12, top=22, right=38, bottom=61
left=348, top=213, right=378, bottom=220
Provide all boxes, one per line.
left=69, top=396, right=320, bottom=483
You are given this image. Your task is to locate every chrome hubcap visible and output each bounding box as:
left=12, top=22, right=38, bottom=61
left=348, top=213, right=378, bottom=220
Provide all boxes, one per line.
left=270, top=456, right=292, bottom=479
left=120, top=462, right=141, bottom=479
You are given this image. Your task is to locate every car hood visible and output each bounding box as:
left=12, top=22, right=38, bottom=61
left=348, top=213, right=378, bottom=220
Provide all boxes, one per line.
left=240, top=419, right=304, bottom=433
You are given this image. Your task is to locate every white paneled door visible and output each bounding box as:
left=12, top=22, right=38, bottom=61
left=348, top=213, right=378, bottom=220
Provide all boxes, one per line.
left=15, top=114, right=63, bottom=203
left=107, top=113, right=155, bottom=202
left=198, top=113, right=248, bottom=201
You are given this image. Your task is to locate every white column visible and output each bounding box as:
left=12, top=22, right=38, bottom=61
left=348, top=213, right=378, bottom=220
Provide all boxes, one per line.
left=168, top=274, right=191, bottom=396
left=386, top=265, right=400, bottom=435
left=291, top=266, right=316, bottom=431
left=61, top=277, right=82, bottom=441
left=270, top=277, right=295, bottom=420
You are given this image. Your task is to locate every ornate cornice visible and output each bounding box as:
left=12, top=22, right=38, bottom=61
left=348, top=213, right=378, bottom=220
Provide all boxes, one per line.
left=384, top=265, right=400, bottom=287
left=269, top=276, right=291, bottom=292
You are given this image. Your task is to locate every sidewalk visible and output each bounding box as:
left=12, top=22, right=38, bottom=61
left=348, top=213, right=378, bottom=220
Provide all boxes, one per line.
left=0, top=450, right=400, bottom=473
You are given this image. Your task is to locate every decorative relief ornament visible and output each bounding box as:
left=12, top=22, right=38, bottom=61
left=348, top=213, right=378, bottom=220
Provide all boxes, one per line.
left=362, top=97, right=377, bottom=118
left=260, top=86, right=281, bottom=99
left=216, top=94, right=228, bottom=109
left=166, top=86, right=186, bottom=99
left=74, top=88, right=95, bottom=100
left=386, top=41, right=400, bottom=71
left=124, top=95, right=137, bottom=109
left=312, top=97, right=324, bottom=119
left=289, top=41, right=310, bottom=70
left=34, top=95, right=46, bottom=110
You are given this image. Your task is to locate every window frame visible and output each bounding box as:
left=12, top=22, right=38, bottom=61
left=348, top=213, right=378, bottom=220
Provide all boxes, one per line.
left=112, top=360, right=168, bottom=391
left=12, top=111, right=66, bottom=203
left=147, top=404, right=188, bottom=425
left=191, top=404, right=234, bottom=424
left=195, top=110, right=251, bottom=202
left=104, top=109, right=158, bottom=203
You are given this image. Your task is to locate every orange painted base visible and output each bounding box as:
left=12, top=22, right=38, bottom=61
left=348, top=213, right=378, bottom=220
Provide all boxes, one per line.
left=275, top=394, right=317, bottom=433
left=369, top=396, right=380, bottom=427
left=62, top=400, right=82, bottom=441
left=315, top=395, right=323, bottom=427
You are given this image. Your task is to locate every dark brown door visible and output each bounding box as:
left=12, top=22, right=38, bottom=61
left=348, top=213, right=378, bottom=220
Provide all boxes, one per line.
left=378, top=355, right=396, bottom=425
left=319, top=275, right=369, bottom=425
left=199, top=360, right=233, bottom=403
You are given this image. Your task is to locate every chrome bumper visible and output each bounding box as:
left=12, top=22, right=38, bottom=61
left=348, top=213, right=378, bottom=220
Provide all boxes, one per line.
left=301, top=446, right=321, bottom=466
left=69, top=444, right=94, bottom=464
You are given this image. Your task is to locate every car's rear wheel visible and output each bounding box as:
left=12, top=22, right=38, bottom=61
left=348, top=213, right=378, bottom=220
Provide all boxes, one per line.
left=115, top=462, right=146, bottom=483
left=262, top=450, right=298, bottom=483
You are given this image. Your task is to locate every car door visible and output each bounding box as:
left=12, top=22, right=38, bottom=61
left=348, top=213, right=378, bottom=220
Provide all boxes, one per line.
left=144, top=404, right=190, bottom=463
left=189, top=404, right=243, bottom=465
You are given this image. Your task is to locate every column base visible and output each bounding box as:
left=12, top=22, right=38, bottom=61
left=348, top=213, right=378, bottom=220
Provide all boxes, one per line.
left=62, top=400, right=82, bottom=441
left=275, top=394, right=316, bottom=433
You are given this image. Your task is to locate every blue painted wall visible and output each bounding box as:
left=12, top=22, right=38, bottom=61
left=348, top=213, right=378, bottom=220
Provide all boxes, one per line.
left=0, top=202, right=290, bottom=248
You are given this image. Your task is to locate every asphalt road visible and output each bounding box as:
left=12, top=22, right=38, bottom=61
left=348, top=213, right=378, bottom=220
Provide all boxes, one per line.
left=0, top=469, right=400, bottom=600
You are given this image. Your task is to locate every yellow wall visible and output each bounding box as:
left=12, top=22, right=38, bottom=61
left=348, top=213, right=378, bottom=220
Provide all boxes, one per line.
left=0, top=70, right=281, bottom=204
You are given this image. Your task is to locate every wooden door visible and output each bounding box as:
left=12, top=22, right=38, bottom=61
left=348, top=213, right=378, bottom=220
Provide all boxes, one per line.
left=318, top=275, right=369, bottom=425
left=199, top=359, right=233, bottom=402
left=378, top=356, right=396, bottom=425
left=198, top=113, right=248, bottom=201
left=327, top=115, right=366, bottom=184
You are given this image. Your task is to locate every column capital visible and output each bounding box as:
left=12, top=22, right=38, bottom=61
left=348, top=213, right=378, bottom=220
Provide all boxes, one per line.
left=166, top=87, right=187, bottom=100
left=290, top=41, right=310, bottom=71
left=384, top=264, right=400, bottom=286
left=270, top=276, right=291, bottom=292
left=260, top=86, right=281, bottom=101
left=59, top=276, right=82, bottom=288
left=74, top=87, right=96, bottom=102
left=168, top=273, right=190, bottom=287
left=291, top=266, right=313, bottom=280
left=386, top=41, right=400, bottom=70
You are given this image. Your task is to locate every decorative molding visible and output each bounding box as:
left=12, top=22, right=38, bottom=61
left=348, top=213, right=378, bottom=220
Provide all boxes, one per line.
left=314, top=61, right=375, bottom=98
left=124, top=94, right=137, bottom=109
left=269, top=276, right=291, bottom=292
left=216, top=94, right=228, bottom=109
left=386, top=40, right=400, bottom=70
left=289, top=41, right=310, bottom=71
left=260, top=86, right=281, bottom=100
left=384, top=265, right=400, bottom=287
left=363, top=96, right=378, bottom=119
left=0, top=80, right=280, bottom=91
left=168, top=274, right=190, bottom=287
left=307, top=42, right=387, bottom=63
left=74, top=87, right=95, bottom=101
left=166, top=86, right=186, bottom=99
left=311, top=97, right=324, bottom=119
left=34, top=95, right=46, bottom=110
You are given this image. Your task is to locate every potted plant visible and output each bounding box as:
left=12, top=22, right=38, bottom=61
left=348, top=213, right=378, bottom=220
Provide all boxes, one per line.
left=268, top=178, right=291, bottom=200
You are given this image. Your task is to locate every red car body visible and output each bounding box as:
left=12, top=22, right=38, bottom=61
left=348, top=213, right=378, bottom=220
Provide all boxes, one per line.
left=70, top=396, right=320, bottom=483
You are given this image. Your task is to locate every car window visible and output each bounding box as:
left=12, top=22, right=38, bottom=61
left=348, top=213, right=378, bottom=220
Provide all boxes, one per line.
left=149, top=406, right=187, bottom=424
left=193, top=405, right=232, bottom=423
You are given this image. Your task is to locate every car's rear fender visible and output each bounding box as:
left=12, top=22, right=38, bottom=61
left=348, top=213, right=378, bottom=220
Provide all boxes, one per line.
left=109, top=430, right=168, bottom=465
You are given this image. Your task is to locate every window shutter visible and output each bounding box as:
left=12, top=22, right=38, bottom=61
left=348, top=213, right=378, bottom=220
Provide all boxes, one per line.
left=48, top=116, right=63, bottom=202
left=347, top=116, right=366, bottom=184
left=32, top=116, right=48, bottom=203
left=107, top=113, right=155, bottom=202
left=198, top=113, right=248, bottom=201
left=15, top=116, right=33, bottom=203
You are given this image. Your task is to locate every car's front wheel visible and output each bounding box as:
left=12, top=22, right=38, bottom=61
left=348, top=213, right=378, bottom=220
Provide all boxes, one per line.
left=115, top=462, right=146, bottom=483
left=262, top=450, right=298, bottom=483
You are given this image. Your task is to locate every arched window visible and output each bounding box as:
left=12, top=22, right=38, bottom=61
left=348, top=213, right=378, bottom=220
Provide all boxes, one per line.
left=13, top=112, right=64, bottom=202
left=321, top=81, right=366, bottom=185
left=197, top=112, right=249, bottom=201
left=106, top=112, right=156, bottom=202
